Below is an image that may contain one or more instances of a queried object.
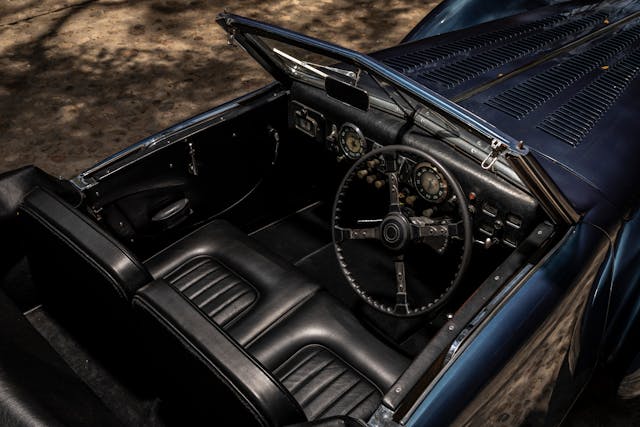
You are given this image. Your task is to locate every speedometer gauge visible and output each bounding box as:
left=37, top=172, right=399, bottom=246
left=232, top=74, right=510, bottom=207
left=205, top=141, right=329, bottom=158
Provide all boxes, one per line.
left=413, top=162, right=448, bottom=203
left=338, top=123, right=368, bottom=159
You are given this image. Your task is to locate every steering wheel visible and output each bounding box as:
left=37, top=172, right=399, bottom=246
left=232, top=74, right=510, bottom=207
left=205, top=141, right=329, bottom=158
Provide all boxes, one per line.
left=332, top=145, right=472, bottom=317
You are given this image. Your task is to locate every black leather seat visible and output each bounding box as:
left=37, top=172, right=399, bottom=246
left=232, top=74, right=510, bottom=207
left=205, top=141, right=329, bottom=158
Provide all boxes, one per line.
left=0, top=289, right=121, bottom=426
left=19, top=188, right=318, bottom=344
left=143, top=220, right=319, bottom=345
left=133, top=243, right=410, bottom=424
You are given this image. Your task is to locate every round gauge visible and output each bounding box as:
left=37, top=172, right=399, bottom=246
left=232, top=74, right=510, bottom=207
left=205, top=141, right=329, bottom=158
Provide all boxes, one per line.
left=338, top=123, right=368, bottom=159
left=413, top=162, right=448, bottom=203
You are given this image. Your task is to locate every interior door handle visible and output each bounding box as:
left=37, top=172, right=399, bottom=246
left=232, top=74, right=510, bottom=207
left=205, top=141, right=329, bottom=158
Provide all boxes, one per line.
left=151, top=198, right=191, bottom=224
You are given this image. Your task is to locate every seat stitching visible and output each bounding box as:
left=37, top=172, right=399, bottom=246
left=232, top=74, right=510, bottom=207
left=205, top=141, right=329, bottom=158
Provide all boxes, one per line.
left=275, top=347, right=323, bottom=380
left=343, top=389, right=377, bottom=417
left=314, top=376, right=363, bottom=419
left=206, top=288, right=253, bottom=318
left=184, top=271, right=231, bottom=296
left=195, top=278, right=243, bottom=309
left=286, top=357, right=334, bottom=394
left=165, top=258, right=220, bottom=284
left=298, top=367, right=349, bottom=407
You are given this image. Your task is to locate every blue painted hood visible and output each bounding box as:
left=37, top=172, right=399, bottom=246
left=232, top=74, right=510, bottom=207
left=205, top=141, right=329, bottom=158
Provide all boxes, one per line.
left=372, top=0, right=640, bottom=215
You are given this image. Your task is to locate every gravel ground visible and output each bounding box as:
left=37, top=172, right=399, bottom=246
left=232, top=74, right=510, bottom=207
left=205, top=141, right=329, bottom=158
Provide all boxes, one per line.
left=0, top=0, right=435, bottom=178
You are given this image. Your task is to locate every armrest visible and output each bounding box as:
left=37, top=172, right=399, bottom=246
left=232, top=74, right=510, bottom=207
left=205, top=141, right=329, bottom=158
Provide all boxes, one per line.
left=132, top=279, right=306, bottom=426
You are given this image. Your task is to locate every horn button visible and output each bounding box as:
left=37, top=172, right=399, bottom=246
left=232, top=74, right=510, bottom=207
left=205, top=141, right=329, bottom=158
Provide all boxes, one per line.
left=380, top=213, right=411, bottom=251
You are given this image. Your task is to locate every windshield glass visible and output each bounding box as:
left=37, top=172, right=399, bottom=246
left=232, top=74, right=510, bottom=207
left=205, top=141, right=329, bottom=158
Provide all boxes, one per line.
left=236, top=32, right=522, bottom=185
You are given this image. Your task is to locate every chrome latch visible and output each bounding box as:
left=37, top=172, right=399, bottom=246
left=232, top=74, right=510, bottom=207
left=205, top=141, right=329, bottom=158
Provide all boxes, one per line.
left=481, top=139, right=508, bottom=170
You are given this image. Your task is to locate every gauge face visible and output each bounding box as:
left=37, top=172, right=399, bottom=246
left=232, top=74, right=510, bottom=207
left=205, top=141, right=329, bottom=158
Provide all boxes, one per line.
left=413, top=162, right=448, bottom=203
left=338, top=123, right=368, bottom=159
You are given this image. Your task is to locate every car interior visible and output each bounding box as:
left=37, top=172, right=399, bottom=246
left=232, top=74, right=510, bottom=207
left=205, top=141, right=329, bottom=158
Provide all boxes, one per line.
left=0, top=17, right=561, bottom=427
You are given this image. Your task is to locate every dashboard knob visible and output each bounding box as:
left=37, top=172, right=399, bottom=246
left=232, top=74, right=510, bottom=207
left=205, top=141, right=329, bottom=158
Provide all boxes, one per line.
left=357, top=169, right=368, bottom=179
left=366, top=159, right=380, bottom=169
left=405, top=195, right=417, bottom=206
left=366, top=174, right=377, bottom=184
left=374, top=180, right=386, bottom=189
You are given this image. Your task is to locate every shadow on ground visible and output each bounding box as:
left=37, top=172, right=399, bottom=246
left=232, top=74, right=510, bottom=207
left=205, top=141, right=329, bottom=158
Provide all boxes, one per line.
left=0, top=0, right=435, bottom=177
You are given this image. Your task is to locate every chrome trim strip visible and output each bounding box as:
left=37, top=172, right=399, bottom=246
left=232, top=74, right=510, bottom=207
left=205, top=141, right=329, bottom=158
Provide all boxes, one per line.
left=70, top=82, right=283, bottom=190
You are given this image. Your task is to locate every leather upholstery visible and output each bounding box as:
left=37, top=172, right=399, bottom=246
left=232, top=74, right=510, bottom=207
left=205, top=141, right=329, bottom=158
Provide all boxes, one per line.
left=132, top=279, right=307, bottom=427
left=163, top=256, right=258, bottom=328
left=0, top=290, right=121, bottom=426
left=248, top=292, right=409, bottom=393
left=144, top=220, right=320, bottom=345
left=274, top=345, right=382, bottom=420
left=137, top=226, right=410, bottom=423
left=20, top=187, right=151, bottom=300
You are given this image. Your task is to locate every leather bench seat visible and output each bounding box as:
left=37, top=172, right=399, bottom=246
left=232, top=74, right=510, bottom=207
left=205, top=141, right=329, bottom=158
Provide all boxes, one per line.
left=143, top=220, right=320, bottom=345
left=134, top=254, right=410, bottom=425
left=19, top=187, right=318, bottom=346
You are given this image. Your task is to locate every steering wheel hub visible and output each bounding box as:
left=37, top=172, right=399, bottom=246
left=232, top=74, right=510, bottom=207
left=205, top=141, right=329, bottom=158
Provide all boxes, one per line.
left=380, top=214, right=410, bottom=251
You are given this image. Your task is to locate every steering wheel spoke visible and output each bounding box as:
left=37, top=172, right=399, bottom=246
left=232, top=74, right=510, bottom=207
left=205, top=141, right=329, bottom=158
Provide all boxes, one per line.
left=334, top=226, right=380, bottom=242
left=393, top=255, right=410, bottom=315
left=387, top=171, right=402, bottom=213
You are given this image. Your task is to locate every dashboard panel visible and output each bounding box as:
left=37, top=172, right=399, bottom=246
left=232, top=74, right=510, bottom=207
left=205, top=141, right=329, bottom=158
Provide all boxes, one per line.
left=288, top=82, right=541, bottom=249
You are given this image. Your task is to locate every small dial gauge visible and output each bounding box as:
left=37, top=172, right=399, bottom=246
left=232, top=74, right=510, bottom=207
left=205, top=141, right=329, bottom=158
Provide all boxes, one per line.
left=413, top=162, right=448, bottom=203
left=338, top=123, right=368, bottom=159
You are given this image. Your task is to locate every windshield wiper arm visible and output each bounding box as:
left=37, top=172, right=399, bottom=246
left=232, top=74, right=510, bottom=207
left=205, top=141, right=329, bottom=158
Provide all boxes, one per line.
left=272, top=48, right=357, bottom=80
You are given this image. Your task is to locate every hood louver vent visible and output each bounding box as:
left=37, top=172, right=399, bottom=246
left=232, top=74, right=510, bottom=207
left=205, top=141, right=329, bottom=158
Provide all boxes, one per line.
left=418, top=12, right=607, bottom=89
left=382, top=15, right=566, bottom=74
left=487, top=24, right=640, bottom=119
left=538, top=49, right=640, bottom=145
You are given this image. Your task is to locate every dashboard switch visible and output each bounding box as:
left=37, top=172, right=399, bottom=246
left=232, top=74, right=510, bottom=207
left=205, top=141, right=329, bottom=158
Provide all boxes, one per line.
left=357, top=169, right=368, bottom=179
left=374, top=180, right=386, bottom=189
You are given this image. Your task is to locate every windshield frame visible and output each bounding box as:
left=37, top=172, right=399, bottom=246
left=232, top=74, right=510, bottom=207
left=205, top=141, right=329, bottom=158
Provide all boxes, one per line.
left=217, top=12, right=579, bottom=225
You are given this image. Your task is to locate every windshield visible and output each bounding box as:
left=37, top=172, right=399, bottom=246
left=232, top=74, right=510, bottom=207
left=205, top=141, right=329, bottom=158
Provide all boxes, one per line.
left=241, top=33, right=527, bottom=184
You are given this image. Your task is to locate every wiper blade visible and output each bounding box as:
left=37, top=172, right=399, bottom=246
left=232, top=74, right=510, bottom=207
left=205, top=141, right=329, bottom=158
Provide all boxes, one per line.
left=272, top=48, right=357, bottom=80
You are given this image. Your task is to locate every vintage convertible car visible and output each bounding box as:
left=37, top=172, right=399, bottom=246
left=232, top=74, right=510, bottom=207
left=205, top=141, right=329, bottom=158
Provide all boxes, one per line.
left=1, top=0, right=639, bottom=425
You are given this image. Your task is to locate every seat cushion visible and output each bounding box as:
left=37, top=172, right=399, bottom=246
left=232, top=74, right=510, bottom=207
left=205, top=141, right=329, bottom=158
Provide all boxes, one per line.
left=144, top=220, right=319, bottom=345
left=163, top=256, right=258, bottom=328
left=274, top=345, right=382, bottom=420
left=248, top=292, right=410, bottom=402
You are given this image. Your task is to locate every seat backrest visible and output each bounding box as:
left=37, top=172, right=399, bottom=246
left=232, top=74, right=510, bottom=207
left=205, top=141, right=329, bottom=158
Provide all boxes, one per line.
left=19, top=187, right=151, bottom=320
left=132, top=279, right=307, bottom=426
left=0, top=289, right=122, bottom=426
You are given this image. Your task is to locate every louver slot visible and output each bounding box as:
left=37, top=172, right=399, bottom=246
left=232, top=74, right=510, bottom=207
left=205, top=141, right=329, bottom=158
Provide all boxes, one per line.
left=382, top=15, right=566, bottom=74
left=538, top=49, right=640, bottom=145
left=487, top=24, right=640, bottom=119
left=418, top=12, right=607, bottom=89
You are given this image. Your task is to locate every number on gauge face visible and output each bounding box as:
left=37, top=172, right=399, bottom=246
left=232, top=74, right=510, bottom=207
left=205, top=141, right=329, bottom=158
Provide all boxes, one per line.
left=338, top=123, right=368, bottom=159
left=413, top=162, right=448, bottom=203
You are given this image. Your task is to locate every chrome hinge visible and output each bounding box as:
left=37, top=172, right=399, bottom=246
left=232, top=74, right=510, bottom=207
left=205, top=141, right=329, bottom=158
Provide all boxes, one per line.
left=481, top=139, right=508, bottom=170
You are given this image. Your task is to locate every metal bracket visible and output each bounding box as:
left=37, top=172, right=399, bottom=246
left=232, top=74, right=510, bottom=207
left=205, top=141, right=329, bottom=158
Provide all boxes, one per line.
left=481, top=139, right=508, bottom=170
left=187, top=141, right=199, bottom=176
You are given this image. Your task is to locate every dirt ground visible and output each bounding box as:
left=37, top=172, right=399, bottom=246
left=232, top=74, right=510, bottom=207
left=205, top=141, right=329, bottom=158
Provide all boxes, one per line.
left=0, top=0, right=436, bottom=178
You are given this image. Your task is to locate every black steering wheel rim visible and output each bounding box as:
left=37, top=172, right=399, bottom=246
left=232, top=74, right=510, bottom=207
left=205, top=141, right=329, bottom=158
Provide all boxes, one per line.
left=332, top=145, right=473, bottom=317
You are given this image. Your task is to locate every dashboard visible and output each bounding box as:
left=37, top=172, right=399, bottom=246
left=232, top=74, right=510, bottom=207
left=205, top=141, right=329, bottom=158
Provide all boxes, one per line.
left=288, top=82, right=541, bottom=250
